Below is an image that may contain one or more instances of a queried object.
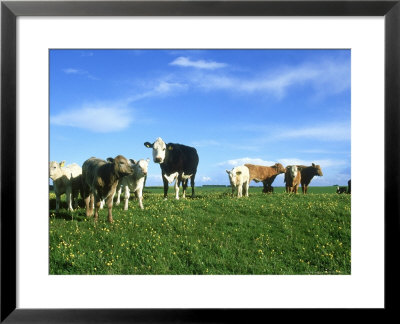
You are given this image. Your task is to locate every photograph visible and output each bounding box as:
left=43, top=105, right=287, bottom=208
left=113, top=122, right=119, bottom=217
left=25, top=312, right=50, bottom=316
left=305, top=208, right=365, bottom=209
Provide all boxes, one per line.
left=49, top=49, right=351, bottom=275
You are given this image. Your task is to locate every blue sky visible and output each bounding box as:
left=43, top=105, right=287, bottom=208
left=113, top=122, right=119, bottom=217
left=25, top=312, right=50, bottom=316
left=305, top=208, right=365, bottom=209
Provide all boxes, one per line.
left=50, top=49, right=351, bottom=186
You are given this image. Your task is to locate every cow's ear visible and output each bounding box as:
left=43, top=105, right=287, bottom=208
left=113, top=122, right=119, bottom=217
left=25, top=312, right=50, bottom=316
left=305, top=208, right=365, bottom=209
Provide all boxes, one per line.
left=60, top=161, right=65, bottom=167
left=226, top=170, right=230, bottom=174
left=146, top=158, right=150, bottom=163
left=312, top=163, right=315, bottom=167
left=168, top=145, right=173, bottom=151
left=144, top=142, right=153, bottom=148
left=107, top=157, right=114, bottom=163
left=130, top=159, right=137, bottom=165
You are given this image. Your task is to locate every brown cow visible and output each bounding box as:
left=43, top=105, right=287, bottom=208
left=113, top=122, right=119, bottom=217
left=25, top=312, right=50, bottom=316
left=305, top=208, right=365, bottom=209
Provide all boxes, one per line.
left=296, top=163, right=323, bottom=194
left=82, top=155, right=134, bottom=223
left=244, top=163, right=286, bottom=193
left=284, top=165, right=301, bottom=193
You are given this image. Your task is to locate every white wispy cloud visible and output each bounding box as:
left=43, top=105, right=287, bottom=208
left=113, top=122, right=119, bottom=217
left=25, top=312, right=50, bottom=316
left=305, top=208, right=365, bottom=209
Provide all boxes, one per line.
left=218, top=157, right=277, bottom=167
left=218, top=157, right=346, bottom=170
left=80, top=51, right=94, bottom=57
left=122, top=58, right=349, bottom=104
left=274, top=122, right=350, bottom=142
left=180, top=59, right=350, bottom=99
left=126, top=81, right=188, bottom=102
left=235, top=121, right=350, bottom=143
left=170, top=57, right=228, bottom=70
left=201, top=176, right=212, bottom=182
left=50, top=105, right=133, bottom=133
left=62, top=68, right=99, bottom=80
left=191, top=140, right=221, bottom=147
left=63, top=68, right=82, bottom=74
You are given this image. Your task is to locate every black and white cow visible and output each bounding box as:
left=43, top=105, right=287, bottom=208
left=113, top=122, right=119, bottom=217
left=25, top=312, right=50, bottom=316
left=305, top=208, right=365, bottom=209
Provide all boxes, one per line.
left=144, top=137, right=199, bottom=200
left=336, top=186, right=347, bottom=194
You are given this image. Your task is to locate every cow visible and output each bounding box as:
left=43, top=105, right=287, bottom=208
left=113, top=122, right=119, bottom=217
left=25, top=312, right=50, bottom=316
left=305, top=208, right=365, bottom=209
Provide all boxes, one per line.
left=284, top=165, right=301, bottom=193
left=144, top=137, right=199, bottom=200
left=348, top=179, right=351, bottom=194
left=81, top=155, right=134, bottom=223
left=226, top=165, right=250, bottom=198
left=115, top=158, right=149, bottom=211
left=49, top=161, right=82, bottom=212
left=244, top=163, right=286, bottom=193
left=296, top=163, right=323, bottom=194
left=336, top=186, right=347, bottom=194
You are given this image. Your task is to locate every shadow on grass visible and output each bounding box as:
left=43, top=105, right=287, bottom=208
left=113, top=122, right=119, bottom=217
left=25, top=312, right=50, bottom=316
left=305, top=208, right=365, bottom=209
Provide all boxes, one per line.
left=49, top=197, right=87, bottom=221
left=49, top=209, right=88, bottom=222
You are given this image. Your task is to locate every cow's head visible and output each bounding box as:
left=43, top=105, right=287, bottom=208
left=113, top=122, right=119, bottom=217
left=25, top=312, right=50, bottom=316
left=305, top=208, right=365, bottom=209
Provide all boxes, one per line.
left=49, top=161, right=65, bottom=180
left=226, top=167, right=241, bottom=186
left=312, top=163, right=323, bottom=176
left=107, top=155, right=134, bottom=177
left=274, top=163, right=286, bottom=174
left=144, top=137, right=168, bottom=164
left=287, top=165, right=298, bottom=179
left=130, top=158, right=150, bottom=178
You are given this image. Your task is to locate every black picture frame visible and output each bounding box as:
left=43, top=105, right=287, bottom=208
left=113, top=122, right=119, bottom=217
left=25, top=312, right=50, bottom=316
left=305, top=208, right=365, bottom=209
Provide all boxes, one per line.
left=1, top=0, right=399, bottom=322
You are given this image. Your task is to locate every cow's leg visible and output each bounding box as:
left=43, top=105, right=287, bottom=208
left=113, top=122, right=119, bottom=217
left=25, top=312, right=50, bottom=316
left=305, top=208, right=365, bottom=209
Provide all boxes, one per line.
left=244, top=181, right=249, bottom=197
left=55, top=191, right=61, bottom=212
left=163, top=174, right=169, bottom=200
left=115, top=186, right=122, bottom=206
left=72, top=189, right=79, bottom=209
left=124, top=186, right=130, bottom=211
left=262, top=181, right=268, bottom=193
left=182, top=179, right=188, bottom=199
left=304, top=185, right=308, bottom=194
left=106, top=194, right=114, bottom=223
left=84, top=192, right=93, bottom=217
left=137, top=187, right=144, bottom=210
left=237, top=183, right=242, bottom=198
left=190, top=175, right=196, bottom=198
left=174, top=177, right=180, bottom=200
left=66, top=187, right=73, bottom=211
left=93, top=195, right=101, bottom=222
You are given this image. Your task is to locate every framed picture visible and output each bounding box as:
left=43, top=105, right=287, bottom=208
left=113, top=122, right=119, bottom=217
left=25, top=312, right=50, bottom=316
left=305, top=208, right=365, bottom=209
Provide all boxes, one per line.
left=1, top=0, right=399, bottom=321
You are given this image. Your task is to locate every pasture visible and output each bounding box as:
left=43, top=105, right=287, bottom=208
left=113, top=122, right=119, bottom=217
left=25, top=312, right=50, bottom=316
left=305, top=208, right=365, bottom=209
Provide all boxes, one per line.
left=49, top=186, right=351, bottom=275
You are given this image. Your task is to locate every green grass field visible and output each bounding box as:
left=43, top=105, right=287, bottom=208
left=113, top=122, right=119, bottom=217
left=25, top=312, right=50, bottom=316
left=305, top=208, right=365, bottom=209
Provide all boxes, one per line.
left=49, top=186, right=351, bottom=275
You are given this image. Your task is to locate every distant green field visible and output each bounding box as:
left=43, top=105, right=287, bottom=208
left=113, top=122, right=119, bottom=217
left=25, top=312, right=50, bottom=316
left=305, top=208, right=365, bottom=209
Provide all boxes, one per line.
left=49, top=186, right=351, bottom=275
left=143, top=186, right=340, bottom=194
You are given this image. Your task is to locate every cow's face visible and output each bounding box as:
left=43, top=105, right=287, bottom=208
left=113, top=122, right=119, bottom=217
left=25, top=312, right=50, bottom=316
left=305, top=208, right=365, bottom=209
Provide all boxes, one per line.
left=226, top=168, right=241, bottom=186
left=144, top=137, right=167, bottom=164
left=49, top=161, right=65, bottom=180
left=312, top=163, right=323, bottom=176
left=288, top=165, right=297, bottom=179
left=132, top=158, right=150, bottom=178
left=226, top=169, right=235, bottom=186
left=275, top=163, right=286, bottom=174
left=108, top=155, right=134, bottom=176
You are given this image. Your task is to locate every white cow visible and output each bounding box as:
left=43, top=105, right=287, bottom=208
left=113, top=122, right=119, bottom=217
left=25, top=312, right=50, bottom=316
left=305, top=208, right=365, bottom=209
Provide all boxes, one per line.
left=49, top=161, right=82, bottom=212
left=116, top=158, right=149, bottom=210
left=163, top=172, right=193, bottom=199
left=226, top=165, right=250, bottom=198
